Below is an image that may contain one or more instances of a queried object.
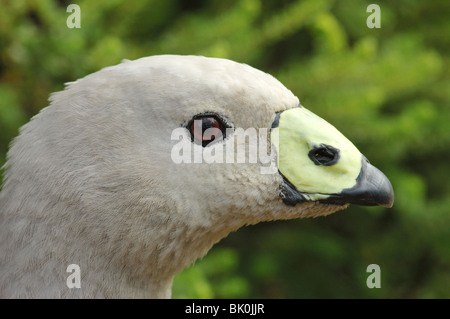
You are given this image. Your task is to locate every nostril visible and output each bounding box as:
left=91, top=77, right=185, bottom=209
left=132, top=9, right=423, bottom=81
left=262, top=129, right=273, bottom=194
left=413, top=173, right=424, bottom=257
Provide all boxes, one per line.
left=308, top=144, right=340, bottom=166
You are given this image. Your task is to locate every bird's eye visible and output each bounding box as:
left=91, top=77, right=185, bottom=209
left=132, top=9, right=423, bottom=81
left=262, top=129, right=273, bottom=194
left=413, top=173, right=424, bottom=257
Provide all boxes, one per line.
left=308, top=144, right=340, bottom=166
left=188, top=114, right=226, bottom=147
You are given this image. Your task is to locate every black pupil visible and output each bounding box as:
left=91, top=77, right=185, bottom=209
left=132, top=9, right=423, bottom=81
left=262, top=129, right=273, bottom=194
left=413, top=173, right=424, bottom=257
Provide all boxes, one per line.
left=202, top=118, right=217, bottom=139
left=190, top=116, right=224, bottom=147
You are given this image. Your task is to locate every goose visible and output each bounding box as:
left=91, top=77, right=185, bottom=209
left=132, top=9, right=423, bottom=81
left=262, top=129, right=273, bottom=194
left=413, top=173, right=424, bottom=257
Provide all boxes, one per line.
left=0, top=55, right=394, bottom=298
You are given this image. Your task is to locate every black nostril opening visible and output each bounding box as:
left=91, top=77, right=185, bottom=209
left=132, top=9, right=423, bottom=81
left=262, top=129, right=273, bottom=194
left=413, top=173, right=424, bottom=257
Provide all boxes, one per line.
left=308, top=144, right=340, bottom=166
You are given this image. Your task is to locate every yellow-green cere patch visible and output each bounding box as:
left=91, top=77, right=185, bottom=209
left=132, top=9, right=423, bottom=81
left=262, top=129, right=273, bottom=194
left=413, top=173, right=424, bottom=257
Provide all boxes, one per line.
left=271, top=107, right=362, bottom=199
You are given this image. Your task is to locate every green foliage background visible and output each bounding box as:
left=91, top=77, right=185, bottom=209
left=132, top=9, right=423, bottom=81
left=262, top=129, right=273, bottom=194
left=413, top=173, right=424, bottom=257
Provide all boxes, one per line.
left=0, top=0, right=448, bottom=298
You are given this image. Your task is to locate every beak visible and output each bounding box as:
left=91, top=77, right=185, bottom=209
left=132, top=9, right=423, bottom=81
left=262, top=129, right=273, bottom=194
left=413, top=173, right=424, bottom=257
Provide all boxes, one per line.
left=272, top=106, right=394, bottom=209
left=320, top=157, right=394, bottom=208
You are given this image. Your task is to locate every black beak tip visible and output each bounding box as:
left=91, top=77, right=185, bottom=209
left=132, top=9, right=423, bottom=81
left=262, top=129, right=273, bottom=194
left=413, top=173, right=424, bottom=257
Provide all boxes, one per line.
left=376, top=181, right=394, bottom=208
left=380, top=185, right=394, bottom=208
left=279, top=156, right=394, bottom=209
left=366, top=163, right=394, bottom=208
left=322, top=160, right=395, bottom=208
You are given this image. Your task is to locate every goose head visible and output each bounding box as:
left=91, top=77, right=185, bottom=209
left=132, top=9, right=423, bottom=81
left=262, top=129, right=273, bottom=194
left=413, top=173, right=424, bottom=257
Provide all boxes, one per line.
left=0, top=55, right=393, bottom=298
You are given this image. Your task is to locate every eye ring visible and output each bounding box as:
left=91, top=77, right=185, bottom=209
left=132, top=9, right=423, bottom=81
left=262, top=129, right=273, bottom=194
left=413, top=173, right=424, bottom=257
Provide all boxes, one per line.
left=308, top=144, right=340, bottom=166
left=187, top=113, right=228, bottom=147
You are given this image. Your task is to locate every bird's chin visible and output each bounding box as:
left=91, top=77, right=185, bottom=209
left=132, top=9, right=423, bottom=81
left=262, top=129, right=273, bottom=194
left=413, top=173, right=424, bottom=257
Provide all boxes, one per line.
left=308, top=201, right=349, bottom=217
left=276, top=200, right=349, bottom=220
left=315, top=201, right=350, bottom=209
left=314, top=201, right=350, bottom=217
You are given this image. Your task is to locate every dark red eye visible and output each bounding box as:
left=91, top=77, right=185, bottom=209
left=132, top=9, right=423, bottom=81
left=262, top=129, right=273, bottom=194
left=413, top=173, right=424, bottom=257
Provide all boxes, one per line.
left=189, top=115, right=225, bottom=147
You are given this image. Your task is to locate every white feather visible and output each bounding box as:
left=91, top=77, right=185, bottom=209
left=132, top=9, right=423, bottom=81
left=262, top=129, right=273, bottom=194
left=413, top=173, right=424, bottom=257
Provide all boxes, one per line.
left=0, top=55, right=343, bottom=298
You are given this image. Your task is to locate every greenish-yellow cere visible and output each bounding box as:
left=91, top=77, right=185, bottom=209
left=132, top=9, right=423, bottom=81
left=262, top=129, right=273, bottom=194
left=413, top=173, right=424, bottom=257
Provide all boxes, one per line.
left=271, top=107, right=362, bottom=199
